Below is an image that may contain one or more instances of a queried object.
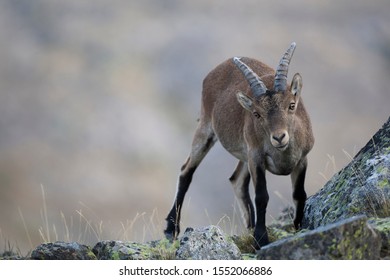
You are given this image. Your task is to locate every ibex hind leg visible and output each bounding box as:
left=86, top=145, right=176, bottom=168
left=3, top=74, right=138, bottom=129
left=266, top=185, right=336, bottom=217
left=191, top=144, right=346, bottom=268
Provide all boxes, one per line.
left=229, top=161, right=255, bottom=229
left=164, top=123, right=217, bottom=240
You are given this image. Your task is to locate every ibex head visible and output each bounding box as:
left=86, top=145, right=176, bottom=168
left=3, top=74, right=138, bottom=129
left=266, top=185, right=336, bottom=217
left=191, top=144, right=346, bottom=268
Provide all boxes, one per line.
left=234, top=42, right=302, bottom=151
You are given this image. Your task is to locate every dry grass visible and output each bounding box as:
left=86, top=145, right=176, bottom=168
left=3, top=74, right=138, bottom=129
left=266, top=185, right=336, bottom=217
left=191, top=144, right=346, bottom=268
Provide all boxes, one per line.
left=10, top=185, right=168, bottom=256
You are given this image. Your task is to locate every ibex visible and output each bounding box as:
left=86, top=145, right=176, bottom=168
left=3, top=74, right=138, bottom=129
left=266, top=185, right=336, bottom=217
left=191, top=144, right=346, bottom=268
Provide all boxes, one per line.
left=165, top=42, right=314, bottom=249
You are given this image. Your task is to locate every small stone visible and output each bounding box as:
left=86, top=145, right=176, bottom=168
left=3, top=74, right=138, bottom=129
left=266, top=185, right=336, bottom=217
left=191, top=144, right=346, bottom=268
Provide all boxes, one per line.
left=93, top=240, right=151, bottom=260
left=176, top=225, right=241, bottom=260
left=31, top=241, right=96, bottom=260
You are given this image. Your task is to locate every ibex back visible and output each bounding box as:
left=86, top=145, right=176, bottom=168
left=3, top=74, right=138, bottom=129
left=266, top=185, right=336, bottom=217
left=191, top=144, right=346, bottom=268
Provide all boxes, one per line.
left=165, top=42, right=314, bottom=249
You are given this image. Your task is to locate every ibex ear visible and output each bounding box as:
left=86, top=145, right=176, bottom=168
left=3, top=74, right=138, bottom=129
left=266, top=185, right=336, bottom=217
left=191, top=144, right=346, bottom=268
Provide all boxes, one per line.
left=236, top=92, right=253, bottom=111
left=290, top=73, right=302, bottom=97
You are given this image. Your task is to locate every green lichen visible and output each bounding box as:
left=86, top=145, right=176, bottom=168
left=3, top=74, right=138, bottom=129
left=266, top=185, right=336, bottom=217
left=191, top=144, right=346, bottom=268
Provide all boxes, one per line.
left=86, top=250, right=97, bottom=260
left=369, top=218, right=390, bottom=258
left=339, top=220, right=371, bottom=259
left=242, top=253, right=257, bottom=260
left=379, top=178, right=389, bottom=189
left=111, top=251, right=120, bottom=260
left=372, top=218, right=390, bottom=232
left=268, top=226, right=295, bottom=241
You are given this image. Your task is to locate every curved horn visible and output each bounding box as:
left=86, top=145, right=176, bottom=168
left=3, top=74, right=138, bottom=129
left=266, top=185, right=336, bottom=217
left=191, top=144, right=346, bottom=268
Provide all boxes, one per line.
left=233, top=57, right=268, bottom=97
left=274, top=42, right=296, bottom=92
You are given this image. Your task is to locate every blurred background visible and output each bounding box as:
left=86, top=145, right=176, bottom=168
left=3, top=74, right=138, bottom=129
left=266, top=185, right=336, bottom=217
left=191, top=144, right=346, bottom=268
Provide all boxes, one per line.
left=0, top=0, right=389, bottom=254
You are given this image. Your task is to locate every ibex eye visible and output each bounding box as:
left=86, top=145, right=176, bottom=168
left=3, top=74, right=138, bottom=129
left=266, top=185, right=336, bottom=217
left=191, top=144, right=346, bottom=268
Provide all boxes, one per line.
left=253, top=112, right=261, bottom=119
left=289, top=103, right=295, bottom=110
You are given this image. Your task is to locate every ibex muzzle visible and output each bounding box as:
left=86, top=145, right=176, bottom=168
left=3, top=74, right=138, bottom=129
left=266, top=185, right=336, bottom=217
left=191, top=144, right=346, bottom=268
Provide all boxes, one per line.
left=165, top=42, right=314, bottom=249
left=271, top=130, right=289, bottom=149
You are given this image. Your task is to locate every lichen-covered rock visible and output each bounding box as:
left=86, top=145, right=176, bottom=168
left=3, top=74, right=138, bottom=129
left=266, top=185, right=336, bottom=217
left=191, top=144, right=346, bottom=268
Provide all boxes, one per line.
left=303, top=117, right=390, bottom=229
left=92, top=239, right=179, bottom=260
left=257, top=215, right=381, bottom=260
left=31, top=241, right=96, bottom=260
left=93, top=240, right=152, bottom=260
left=0, top=251, right=23, bottom=260
left=176, top=226, right=241, bottom=260
left=368, top=217, right=390, bottom=258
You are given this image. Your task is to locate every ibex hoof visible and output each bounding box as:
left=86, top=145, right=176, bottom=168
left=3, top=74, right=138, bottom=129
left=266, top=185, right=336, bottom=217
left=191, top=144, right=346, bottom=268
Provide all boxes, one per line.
left=294, top=219, right=302, bottom=230
left=164, top=230, right=175, bottom=241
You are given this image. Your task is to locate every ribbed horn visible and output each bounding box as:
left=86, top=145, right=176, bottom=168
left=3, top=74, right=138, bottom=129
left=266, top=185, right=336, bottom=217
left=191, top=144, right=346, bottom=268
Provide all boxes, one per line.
left=274, top=42, right=296, bottom=92
left=233, top=57, right=268, bottom=98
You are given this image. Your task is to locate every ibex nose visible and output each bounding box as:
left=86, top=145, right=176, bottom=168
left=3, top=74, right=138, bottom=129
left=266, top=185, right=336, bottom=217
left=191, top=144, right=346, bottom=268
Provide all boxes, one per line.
left=272, top=133, right=286, bottom=144
left=271, top=130, right=289, bottom=149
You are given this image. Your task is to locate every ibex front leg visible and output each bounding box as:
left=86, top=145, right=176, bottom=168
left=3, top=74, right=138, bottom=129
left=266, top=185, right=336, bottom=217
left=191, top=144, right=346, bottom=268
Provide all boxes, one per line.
left=291, top=157, right=308, bottom=229
left=164, top=123, right=216, bottom=240
left=248, top=154, right=269, bottom=249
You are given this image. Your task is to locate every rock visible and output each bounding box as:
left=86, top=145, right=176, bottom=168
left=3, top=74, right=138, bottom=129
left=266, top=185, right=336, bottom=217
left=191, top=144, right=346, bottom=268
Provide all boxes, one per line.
left=31, top=241, right=96, bottom=260
left=257, top=215, right=381, bottom=260
left=303, top=117, right=390, bottom=229
left=0, top=251, right=23, bottom=260
left=93, top=240, right=152, bottom=260
left=368, top=217, right=390, bottom=258
left=92, top=239, right=178, bottom=260
left=175, top=226, right=241, bottom=260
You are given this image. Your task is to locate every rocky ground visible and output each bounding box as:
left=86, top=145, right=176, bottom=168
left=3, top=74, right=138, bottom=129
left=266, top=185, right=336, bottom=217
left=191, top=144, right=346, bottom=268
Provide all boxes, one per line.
left=2, top=117, right=389, bottom=260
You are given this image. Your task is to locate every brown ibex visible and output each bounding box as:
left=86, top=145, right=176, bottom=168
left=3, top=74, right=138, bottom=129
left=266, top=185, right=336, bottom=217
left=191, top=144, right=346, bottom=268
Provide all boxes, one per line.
left=165, top=42, right=314, bottom=249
